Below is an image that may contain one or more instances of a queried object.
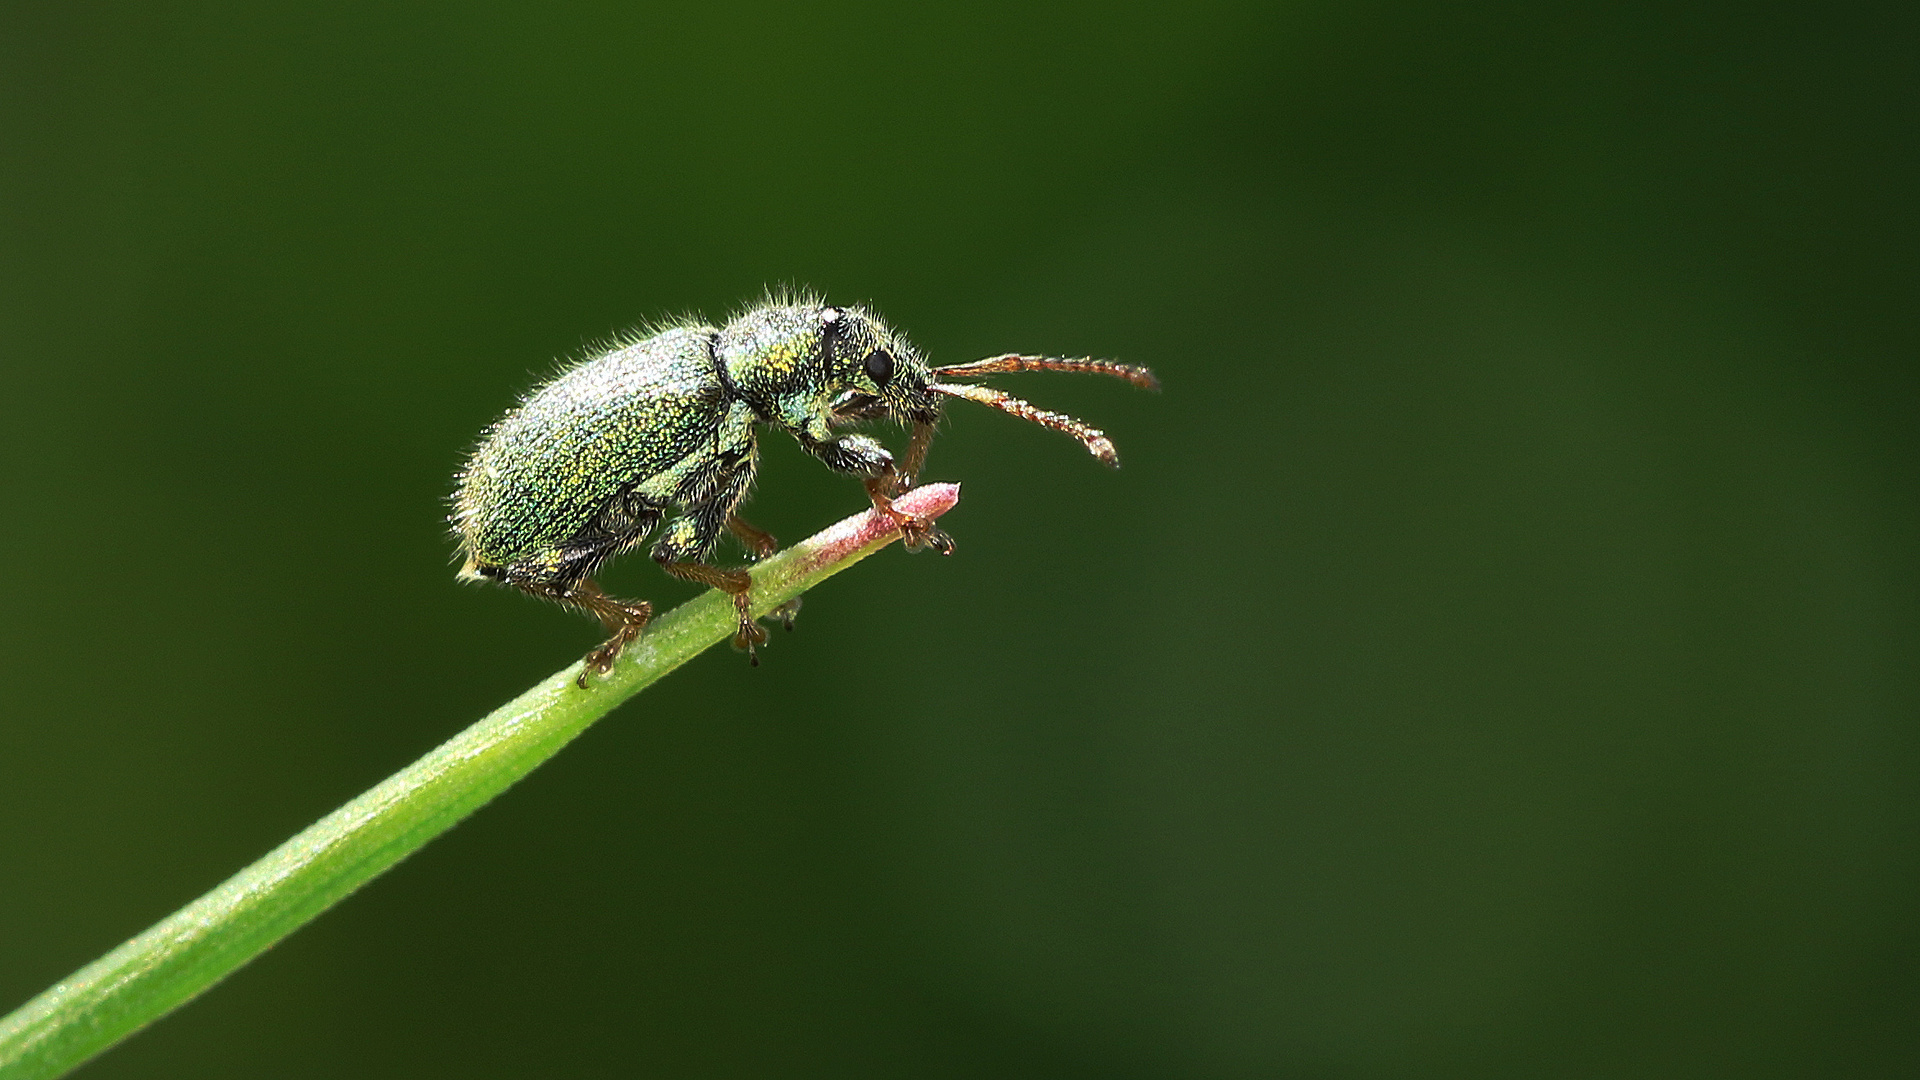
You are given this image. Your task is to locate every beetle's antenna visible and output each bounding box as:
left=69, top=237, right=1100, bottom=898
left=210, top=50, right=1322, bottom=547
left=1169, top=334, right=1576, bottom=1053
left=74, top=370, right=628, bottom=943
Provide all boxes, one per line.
left=929, top=381, right=1120, bottom=466
left=931, top=354, right=1160, bottom=392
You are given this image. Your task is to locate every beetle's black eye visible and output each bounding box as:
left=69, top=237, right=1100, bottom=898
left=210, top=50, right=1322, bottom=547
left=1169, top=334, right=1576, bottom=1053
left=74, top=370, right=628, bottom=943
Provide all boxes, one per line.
left=864, top=350, right=894, bottom=388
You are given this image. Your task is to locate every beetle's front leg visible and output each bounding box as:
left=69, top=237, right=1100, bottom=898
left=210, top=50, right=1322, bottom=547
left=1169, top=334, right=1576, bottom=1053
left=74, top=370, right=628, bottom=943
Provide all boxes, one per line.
left=862, top=473, right=954, bottom=554
left=803, top=432, right=954, bottom=555
left=891, top=421, right=938, bottom=497
left=727, top=513, right=779, bottom=560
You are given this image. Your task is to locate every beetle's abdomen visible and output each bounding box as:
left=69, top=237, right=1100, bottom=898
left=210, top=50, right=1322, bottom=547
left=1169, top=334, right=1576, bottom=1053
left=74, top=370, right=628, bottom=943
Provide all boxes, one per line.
left=453, top=327, right=728, bottom=575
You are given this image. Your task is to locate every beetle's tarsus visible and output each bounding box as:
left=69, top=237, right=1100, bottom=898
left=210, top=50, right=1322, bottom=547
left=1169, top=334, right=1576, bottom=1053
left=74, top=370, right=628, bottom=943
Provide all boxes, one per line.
left=767, top=598, right=803, bottom=631
left=909, top=527, right=955, bottom=555
left=519, top=577, right=650, bottom=690
left=662, top=560, right=770, bottom=665
left=866, top=474, right=955, bottom=555
left=733, top=620, right=770, bottom=655
left=729, top=591, right=771, bottom=662
left=578, top=636, right=630, bottom=689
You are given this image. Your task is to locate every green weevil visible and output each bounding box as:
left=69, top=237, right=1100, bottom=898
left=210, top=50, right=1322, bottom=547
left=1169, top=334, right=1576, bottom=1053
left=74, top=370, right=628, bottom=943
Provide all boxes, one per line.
left=451, top=296, right=1157, bottom=686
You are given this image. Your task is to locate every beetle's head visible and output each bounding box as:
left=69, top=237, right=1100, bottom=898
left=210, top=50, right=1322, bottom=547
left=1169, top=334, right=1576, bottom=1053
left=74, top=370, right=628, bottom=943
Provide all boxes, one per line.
left=815, top=305, right=942, bottom=427
left=719, top=298, right=1159, bottom=466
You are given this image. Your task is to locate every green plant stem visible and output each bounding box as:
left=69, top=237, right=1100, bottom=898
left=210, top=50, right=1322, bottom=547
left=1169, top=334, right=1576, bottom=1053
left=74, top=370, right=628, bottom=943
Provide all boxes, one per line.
left=0, top=483, right=960, bottom=1080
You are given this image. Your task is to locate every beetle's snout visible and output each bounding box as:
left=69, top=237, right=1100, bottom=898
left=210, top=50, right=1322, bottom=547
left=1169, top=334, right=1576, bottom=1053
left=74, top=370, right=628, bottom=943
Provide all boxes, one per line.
left=830, top=390, right=886, bottom=421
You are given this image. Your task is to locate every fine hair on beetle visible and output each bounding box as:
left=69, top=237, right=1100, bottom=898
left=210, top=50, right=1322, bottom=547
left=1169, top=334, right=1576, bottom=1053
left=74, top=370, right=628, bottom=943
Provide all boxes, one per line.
left=450, top=293, right=1157, bottom=686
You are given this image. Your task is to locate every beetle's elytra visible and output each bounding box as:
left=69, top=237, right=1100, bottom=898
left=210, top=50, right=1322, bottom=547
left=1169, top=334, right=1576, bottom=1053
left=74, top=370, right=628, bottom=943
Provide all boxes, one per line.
left=451, top=296, right=1157, bottom=686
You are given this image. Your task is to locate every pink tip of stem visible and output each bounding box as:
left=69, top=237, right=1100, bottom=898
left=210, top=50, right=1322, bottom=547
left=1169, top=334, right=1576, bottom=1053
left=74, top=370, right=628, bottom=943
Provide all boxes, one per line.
left=797, top=482, right=962, bottom=573
left=889, top=481, right=961, bottom=520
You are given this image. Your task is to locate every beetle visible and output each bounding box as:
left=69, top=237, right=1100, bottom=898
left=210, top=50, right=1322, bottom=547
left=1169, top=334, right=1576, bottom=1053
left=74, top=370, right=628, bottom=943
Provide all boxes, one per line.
left=451, top=296, right=1157, bottom=686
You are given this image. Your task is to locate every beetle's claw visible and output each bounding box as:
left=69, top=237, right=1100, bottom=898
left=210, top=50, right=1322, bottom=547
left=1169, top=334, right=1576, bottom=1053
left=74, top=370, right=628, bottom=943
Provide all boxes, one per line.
left=867, top=480, right=955, bottom=555
left=731, top=618, right=770, bottom=662
left=729, top=592, right=771, bottom=664
left=902, top=520, right=955, bottom=555
left=767, top=598, right=803, bottom=631
left=578, top=641, right=623, bottom=689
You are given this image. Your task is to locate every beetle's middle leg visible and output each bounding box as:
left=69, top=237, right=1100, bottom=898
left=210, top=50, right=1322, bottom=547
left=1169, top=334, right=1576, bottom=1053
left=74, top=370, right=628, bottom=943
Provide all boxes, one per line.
left=656, top=559, right=770, bottom=662
left=722, top=512, right=803, bottom=632
left=651, top=474, right=774, bottom=663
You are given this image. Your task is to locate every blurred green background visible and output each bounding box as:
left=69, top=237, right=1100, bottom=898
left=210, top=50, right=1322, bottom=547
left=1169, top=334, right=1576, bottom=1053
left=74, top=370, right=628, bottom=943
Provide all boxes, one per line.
left=3, top=1, right=1916, bottom=1076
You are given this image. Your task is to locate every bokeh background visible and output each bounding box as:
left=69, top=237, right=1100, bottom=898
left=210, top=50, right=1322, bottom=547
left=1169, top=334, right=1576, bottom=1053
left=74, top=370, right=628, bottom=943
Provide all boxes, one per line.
left=3, top=1, right=1916, bottom=1076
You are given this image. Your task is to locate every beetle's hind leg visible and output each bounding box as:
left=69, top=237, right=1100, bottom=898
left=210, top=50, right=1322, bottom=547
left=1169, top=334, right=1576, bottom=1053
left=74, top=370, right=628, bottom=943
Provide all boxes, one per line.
left=518, top=577, right=653, bottom=689
left=575, top=581, right=654, bottom=688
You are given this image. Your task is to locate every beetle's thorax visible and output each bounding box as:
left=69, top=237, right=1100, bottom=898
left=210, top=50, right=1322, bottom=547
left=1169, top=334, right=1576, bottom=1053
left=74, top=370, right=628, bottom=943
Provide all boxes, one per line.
left=716, top=305, right=819, bottom=414
left=716, top=302, right=934, bottom=438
